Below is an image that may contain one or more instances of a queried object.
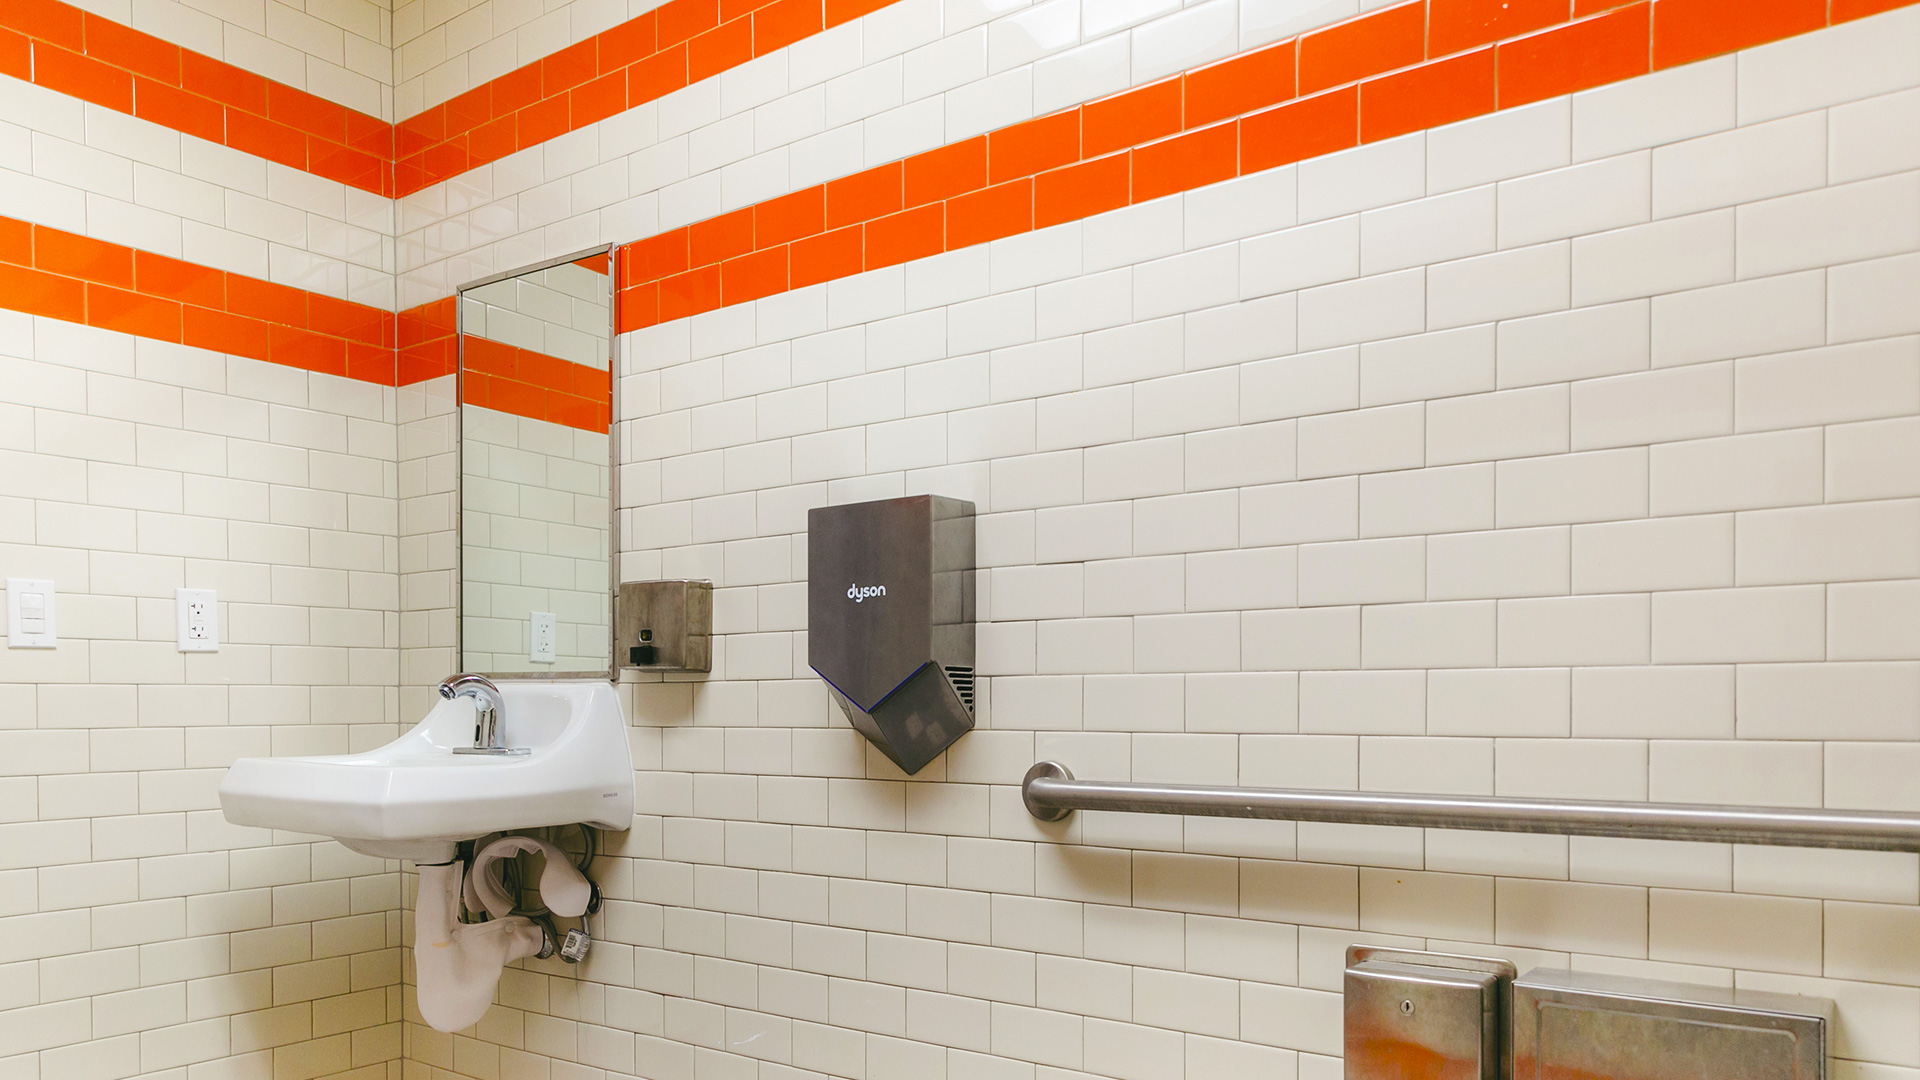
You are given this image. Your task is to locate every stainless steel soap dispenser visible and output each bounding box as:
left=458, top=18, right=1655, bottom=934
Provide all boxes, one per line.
left=807, top=494, right=975, bottom=774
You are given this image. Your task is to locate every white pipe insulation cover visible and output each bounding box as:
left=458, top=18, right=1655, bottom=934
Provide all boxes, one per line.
left=413, top=861, right=547, bottom=1032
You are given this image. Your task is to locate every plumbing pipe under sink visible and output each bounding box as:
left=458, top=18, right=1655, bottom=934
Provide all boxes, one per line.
left=413, top=859, right=549, bottom=1033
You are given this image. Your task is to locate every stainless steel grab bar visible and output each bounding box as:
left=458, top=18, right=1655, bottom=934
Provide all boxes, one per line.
left=1020, top=762, right=1920, bottom=852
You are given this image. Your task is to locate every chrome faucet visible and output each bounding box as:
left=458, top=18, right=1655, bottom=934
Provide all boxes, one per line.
left=440, top=674, right=523, bottom=755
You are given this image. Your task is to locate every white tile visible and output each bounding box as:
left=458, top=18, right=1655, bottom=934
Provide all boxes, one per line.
left=1572, top=56, right=1735, bottom=162
left=1572, top=210, right=1735, bottom=306
left=1652, top=113, right=1827, bottom=219
left=1498, top=152, right=1650, bottom=249
left=1737, top=4, right=1920, bottom=124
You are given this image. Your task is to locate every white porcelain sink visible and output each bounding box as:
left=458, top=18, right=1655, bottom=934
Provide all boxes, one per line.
left=219, top=680, right=634, bottom=862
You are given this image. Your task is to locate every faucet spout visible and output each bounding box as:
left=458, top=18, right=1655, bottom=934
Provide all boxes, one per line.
left=439, top=674, right=521, bottom=755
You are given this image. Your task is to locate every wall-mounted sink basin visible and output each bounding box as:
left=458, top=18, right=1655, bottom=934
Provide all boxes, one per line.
left=219, top=680, right=634, bottom=862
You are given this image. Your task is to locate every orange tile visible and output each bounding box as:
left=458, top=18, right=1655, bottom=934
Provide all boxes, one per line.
left=0, top=264, right=85, bottom=324
left=181, top=52, right=267, bottom=116
left=1185, top=40, right=1297, bottom=129
left=1574, top=0, right=1637, bottom=12
left=308, top=294, right=388, bottom=346
left=268, top=84, right=348, bottom=144
left=491, top=64, right=544, bottom=117
left=905, top=136, right=988, bottom=207
left=542, top=38, right=600, bottom=97
left=690, top=206, right=757, bottom=266
left=571, top=70, right=628, bottom=128
left=394, top=154, right=429, bottom=195
left=226, top=274, right=308, bottom=327
left=0, top=2, right=84, bottom=50
left=397, top=339, right=457, bottom=383
left=625, top=227, right=690, bottom=286
left=226, top=111, right=309, bottom=171
left=346, top=342, right=394, bottom=384
left=1360, top=47, right=1495, bottom=142
left=470, top=115, right=518, bottom=164
left=826, top=0, right=897, bottom=27
left=1652, top=0, right=1825, bottom=69
left=421, top=136, right=470, bottom=187
left=1429, top=0, right=1569, bottom=57
left=757, top=185, right=826, bottom=247
left=135, top=250, right=225, bottom=308
left=1240, top=85, right=1358, bottom=173
left=462, top=334, right=517, bottom=377
left=630, top=45, right=689, bottom=105
left=444, top=85, right=492, bottom=135
left=599, top=10, right=657, bottom=73
left=1132, top=121, right=1237, bottom=203
left=34, top=42, right=133, bottom=111
left=945, top=180, right=1031, bottom=251
left=658, top=0, right=721, bottom=48
left=87, top=283, right=181, bottom=342
left=722, top=0, right=763, bottom=23
left=83, top=13, right=180, bottom=85
left=574, top=252, right=611, bottom=276
left=134, top=79, right=225, bottom=144
left=755, top=0, right=823, bottom=56
left=1498, top=4, right=1649, bottom=108
left=0, top=218, right=30, bottom=266
left=826, top=163, right=902, bottom=228
left=791, top=224, right=864, bottom=289
left=0, top=29, right=29, bottom=82
left=988, top=110, right=1081, bottom=185
left=721, top=245, right=790, bottom=305
left=183, top=305, right=270, bottom=361
left=34, top=226, right=133, bottom=288
left=1831, top=0, right=1912, bottom=20
left=270, top=323, right=346, bottom=376
left=1299, top=1, right=1426, bottom=94
left=395, top=107, right=444, bottom=158
left=310, top=141, right=387, bottom=191
left=617, top=282, right=660, bottom=333
left=688, top=15, right=754, bottom=82
left=1083, top=80, right=1183, bottom=159
left=1034, top=153, right=1130, bottom=229
left=866, top=203, right=946, bottom=268
left=516, top=95, right=571, bottom=150
left=659, top=264, right=723, bottom=322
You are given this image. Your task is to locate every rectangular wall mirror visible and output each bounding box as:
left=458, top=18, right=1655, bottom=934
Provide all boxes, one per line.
left=456, top=248, right=615, bottom=679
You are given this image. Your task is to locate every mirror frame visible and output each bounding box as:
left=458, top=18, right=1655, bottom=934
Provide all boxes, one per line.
left=453, top=244, right=619, bottom=682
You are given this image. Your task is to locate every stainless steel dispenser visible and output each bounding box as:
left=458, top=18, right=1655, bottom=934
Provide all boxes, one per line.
left=1343, top=947, right=1833, bottom=1080
left=807, top=495, right=975, bottom=774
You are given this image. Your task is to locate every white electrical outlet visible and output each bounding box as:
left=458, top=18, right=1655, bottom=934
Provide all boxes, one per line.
left=176, top=588, right=219, bottom=652
left=530, top=611, right=556, bottom=663
left=6, top=578, right=56, bottom=649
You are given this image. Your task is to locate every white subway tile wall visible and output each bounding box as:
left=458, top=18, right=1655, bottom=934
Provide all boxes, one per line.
left=572, top=10, right=1920, bottom=1080
left=0, top=312, right=406, bottom=1078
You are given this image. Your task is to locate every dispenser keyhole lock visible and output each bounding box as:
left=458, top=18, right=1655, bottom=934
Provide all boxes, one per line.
left=1401, top=999, right=1415, bottom=1016
left=629, top=628, right=658, bottom=666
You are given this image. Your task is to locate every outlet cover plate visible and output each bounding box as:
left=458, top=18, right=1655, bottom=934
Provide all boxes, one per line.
left=176, top=588, right=219, bottom=652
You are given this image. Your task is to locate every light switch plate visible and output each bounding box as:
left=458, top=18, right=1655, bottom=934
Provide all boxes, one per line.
left=530, top=611, right=556, bottom=663
left=176, top=588, right=218, bottom=652
left=6, top=578, right=57, bottom=649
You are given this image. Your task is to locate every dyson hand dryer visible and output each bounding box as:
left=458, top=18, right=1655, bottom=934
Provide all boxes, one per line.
left=807, top=495, right=976, bottom=774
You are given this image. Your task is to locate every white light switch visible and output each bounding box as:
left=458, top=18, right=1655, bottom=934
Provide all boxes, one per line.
left=177, top=588, right=218, bottom=652
left=530, top=611, right=556, bottom=663
left=7, top=578, right=57, bottom=649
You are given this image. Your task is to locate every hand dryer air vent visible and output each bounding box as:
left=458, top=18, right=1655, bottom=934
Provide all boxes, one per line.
left=807, top=495, right=976, bottom=775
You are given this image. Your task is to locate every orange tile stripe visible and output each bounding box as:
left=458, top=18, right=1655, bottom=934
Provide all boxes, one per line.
left=0, top=2, right=394, bottom=196
left=0, top=213, right=398, bottom=383
left=613, top=0, right=1915, bottom=331
left=0, top=0, right=900, bottom=198
left=461, top=336, right=613, bottom=432
left=393, top=0, right=896, bottom=197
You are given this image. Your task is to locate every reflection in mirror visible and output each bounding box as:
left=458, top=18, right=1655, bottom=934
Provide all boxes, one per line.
left=457, top=251, right=613, bottom=677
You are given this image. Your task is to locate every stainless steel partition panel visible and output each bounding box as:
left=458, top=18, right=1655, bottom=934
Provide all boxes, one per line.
left=1020, top=762, right=1920, bottom=852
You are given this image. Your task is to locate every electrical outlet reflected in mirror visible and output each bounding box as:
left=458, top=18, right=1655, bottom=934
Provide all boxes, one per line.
left=457, top=250, right=614, bottom=677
